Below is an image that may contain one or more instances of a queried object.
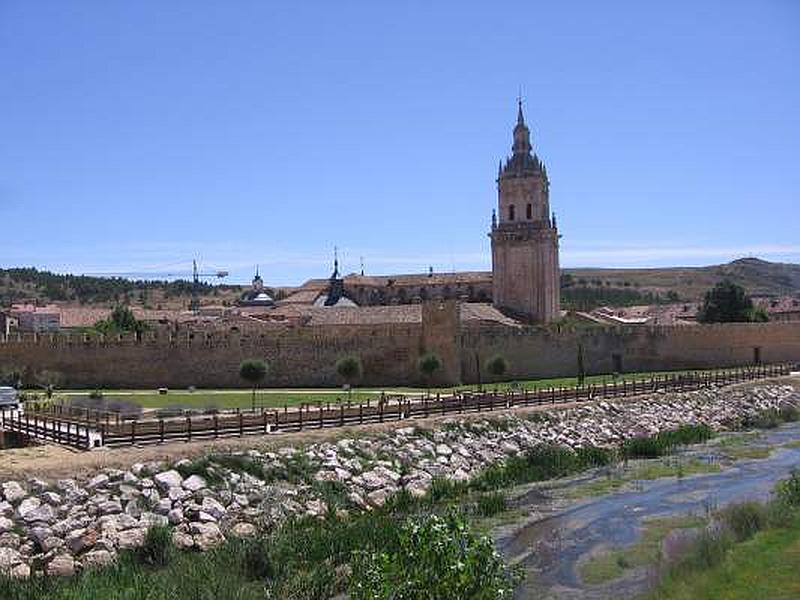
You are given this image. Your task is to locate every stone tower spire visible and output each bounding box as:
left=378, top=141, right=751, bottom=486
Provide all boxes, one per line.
left=489, top=100, right=560, bottom=323
left=512, top=99, right=532, bottom=156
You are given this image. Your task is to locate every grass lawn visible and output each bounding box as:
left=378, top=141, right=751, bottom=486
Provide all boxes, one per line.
left=51, top=366, right=747, bottom=410
left=564, top=458, right=722, bottom=499
left=649, top=513, right=800, bottom=600
left=57, top=390, right=385, bottom=411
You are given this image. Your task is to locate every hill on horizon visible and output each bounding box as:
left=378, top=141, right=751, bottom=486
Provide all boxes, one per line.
left=1, top=257, right=798, bottom=309
left=564, top=257, right=800, bottom=301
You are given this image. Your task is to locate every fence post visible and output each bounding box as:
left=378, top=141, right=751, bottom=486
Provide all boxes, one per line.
left=239, top=412, right=244, bottom=437
left=319, top=402, right=323, bottom=429
left=160, top=419, right=165, bottom=444
left=359, top=402, right=363, bottom=425
left=340, top=404, right=345, bottom=427
left=130, top=421, right=136, bottom=446
left=187, top=416, right=192, bottom=442
left=299, top=406, right=303, bottom=430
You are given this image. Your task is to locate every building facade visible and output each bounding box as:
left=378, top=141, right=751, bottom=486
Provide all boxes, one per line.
left=490, top=102, right=561, bottom=323
left=9, top=304, right=61, bottom=332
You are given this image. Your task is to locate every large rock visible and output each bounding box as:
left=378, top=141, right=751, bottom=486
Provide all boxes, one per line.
left=82, top=549, right=115, bottom=569
left=189, top=522, right=225, bottom=551
left=22, top=504, right=57, bottom=525
left=201, top=497, right=226, bottom=520
left=86, top=474, right=110, bottom=490
left=113, top=528, right=147, bottom=549
left=0, top=517, right=14, bottom=534
left=0, top=547, right=23, bottom=571
left=2, top=482, right=27, bottom=504
left=17, top=497, right=40, bottom=519
left=167, top=508, right=185, bottom=525
left=172, top=528, right=194, bottom=550
left=230, top=522, right=256, bottom=537
left=46, top=554, right=76, bottom=577
left=183, top=475, right=207, bottom=492
left=154, top=470, right=184, bottom=491
left=66, top=528, right=98, bottom=554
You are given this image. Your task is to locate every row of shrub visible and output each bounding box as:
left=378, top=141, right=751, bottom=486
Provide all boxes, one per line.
left=621, top=424, right=714, bottom=459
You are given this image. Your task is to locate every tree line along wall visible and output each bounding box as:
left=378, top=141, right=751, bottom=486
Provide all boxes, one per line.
left=0, top=320, right=798, bottom=389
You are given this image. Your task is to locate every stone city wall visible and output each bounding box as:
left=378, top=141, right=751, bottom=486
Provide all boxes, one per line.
left=461, top=321, right=800, bottom=383
left=0, top=324, right=424, bottom=388
left=0, top=314, right=798, bottom=388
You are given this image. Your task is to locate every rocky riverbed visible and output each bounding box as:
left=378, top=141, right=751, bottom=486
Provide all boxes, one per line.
left=0, top=382, right=797, bottom=580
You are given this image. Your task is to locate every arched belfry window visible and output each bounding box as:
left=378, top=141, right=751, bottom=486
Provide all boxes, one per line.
left=526, top=203, right=532, bottom=219
left=508, top=205, right=515, bottom=221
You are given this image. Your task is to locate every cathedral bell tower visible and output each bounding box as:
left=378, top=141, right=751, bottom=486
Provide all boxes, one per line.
left=490, top=101, right=560, bottom=323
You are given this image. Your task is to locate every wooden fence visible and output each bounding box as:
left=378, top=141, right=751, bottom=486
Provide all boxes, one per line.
left=4, top=363, right=794, bottom=450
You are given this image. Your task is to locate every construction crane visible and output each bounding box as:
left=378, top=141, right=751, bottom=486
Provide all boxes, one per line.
left=188, top=260, right=229, bottom=314
left=81, top=259, right=229, bottom=314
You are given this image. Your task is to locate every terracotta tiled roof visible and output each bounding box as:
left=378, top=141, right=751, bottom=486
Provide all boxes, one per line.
left=299, top=271, right=492, bottom=290
left=460, top=303, right=520, bottom=326
left=277, top=290, right=322, bottom=305
left=293, top=305, right=421, bottom=326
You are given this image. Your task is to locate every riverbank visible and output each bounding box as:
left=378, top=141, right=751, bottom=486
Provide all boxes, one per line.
left=495, top=418, right=800, bottom=599
left=0, top=381, right=797, bottom=596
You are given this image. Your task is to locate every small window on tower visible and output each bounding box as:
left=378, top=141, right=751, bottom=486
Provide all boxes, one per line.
left=526, top=203, right=532, bottom=219
left=509, top=205, right=515, bottom=221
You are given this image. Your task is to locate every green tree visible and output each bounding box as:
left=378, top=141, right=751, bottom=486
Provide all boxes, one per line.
left=239, top=359, right=268, bottom=411
left=418, top=352, right=442, bottom=395
left=335, top=355, right=363, bottom=400
left=485, top=354, right=509, bottom=390
left=0, top=365, right=24, bottom=389
left=697, top=280, right=764, bottom=323
left=36, top=370, right=64, bottom=400
left=94, top=305, right=146, bottom=334
left=350, top=512, right=520, bottom=599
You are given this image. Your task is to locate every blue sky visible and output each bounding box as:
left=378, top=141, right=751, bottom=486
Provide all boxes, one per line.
left=1, top=1, right=798, bottom=285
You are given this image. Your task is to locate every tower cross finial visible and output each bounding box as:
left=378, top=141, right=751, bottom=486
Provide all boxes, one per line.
left=516, top=87, right=525, bottom=124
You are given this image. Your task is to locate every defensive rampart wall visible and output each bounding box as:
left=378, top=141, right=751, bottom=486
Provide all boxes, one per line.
left=0, top=313, right=798, bottom=388
left=460, top=321, right=800, bottom=383
left=0, top=324, right=423, bottom=388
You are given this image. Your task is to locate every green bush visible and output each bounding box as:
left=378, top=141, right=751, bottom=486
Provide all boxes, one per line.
left=472, top=445, right=615, bottom=491
left=240, top=538, right=274, bottom=580
left=720, top=501, right=767, bottom=542
left=135, top=526, right=174, bottom=567
left=349, top=512, right=520, bottom=599
left=776, top=470, right=800, bottom=507
left=474, top=493, right=507, bottom=517
left=779, top=404, right=800, bottom=423
left=622, top=425, right=713, bottom=459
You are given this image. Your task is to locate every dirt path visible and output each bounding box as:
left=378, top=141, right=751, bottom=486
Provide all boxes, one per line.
left=2, top=376, right=796, bottom=481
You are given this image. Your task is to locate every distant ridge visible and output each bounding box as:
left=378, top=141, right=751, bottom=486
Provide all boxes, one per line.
left=1, top=258, right=798, bottom=307
left=564, top=257, right=800, bottom=300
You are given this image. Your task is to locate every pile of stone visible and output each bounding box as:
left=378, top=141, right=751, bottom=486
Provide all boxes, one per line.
left=0, top=383, right=796, bottom=579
